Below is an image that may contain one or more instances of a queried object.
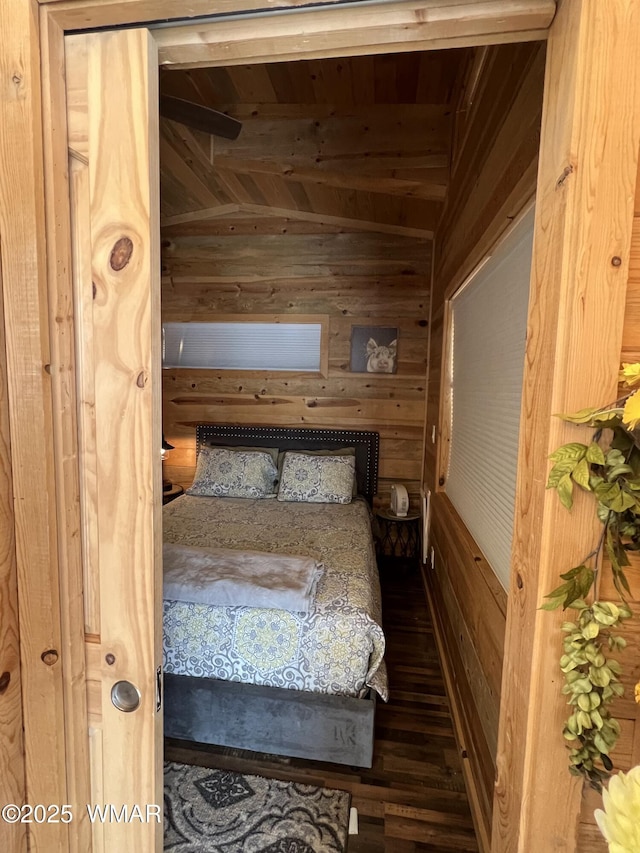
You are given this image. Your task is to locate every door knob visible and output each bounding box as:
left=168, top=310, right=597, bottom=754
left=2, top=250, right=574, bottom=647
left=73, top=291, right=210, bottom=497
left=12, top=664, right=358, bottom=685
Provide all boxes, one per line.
left=111, top=680, right=141, bottom=712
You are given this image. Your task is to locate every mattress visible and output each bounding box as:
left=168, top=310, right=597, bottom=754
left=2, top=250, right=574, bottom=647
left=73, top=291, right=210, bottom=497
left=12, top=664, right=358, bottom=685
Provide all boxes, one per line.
left=163, top=494, right=387, bottom=700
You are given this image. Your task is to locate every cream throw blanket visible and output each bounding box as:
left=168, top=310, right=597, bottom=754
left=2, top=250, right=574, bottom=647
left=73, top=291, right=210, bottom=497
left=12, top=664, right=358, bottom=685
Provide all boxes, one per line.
left=163, top=542, right=323, bottom=614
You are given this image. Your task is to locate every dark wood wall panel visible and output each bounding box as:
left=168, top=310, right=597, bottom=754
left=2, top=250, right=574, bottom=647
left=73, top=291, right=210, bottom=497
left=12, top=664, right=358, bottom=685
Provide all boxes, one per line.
left=162, top=216, right=430, bottom=509
left=423, top=41, right=546, bottom=849
left=427, top=547, right=496, bottom=833
left=435, top=43, right=545, bottom=288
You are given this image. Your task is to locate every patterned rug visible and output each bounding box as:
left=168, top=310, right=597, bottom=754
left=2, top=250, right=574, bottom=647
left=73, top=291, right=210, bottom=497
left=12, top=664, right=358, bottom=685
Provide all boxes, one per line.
left=164, top=761, right=350, bottom=852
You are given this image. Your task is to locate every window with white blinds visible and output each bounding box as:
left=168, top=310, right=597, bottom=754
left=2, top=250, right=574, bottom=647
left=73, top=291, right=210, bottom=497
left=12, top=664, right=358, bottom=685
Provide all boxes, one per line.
left=445, top=207, right=535, bottom=590
left=162, top=319, right=326, bottom=372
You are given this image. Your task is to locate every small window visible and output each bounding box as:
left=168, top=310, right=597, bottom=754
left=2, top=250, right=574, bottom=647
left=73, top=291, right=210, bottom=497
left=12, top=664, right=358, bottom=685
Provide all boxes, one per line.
left=162, top=317, right=327, bottom=373
left=442, top=207, right=534, bottom=590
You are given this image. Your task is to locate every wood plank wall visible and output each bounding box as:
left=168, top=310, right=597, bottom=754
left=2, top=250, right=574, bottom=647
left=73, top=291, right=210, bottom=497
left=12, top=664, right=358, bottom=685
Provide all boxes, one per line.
left=423, top=42, right=546, bottom=848
left=0, top=251, right=27, bottom=853
left=575, top=144, right=640, bottom=853
left=161, top=212, right=430, bottom=509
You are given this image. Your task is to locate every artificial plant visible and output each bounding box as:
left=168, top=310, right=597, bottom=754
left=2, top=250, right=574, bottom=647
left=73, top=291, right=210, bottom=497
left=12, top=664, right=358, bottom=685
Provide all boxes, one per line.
left=594, top=765, right=640, bottom=852
left=544, top=363, right=640, bottom=792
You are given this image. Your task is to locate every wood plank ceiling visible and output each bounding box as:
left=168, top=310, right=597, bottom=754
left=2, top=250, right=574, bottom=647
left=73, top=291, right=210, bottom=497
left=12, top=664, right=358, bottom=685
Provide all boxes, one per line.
left=159, top=50, right=470, bottom=235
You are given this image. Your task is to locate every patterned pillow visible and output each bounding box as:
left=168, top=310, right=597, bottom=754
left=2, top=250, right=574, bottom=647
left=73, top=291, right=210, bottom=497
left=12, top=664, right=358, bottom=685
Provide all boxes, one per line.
left=276, top=446, right=358, bottom=495
left=277, top=452, right=355, bottom=504
left=187, top=447, right=278, bottom=499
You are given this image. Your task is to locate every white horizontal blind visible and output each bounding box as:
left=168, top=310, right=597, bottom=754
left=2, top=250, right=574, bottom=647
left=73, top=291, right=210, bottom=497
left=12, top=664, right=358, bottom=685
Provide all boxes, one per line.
left=162, top=321, right=323, bottom=371
left=446, top=207, right=534, bottom=590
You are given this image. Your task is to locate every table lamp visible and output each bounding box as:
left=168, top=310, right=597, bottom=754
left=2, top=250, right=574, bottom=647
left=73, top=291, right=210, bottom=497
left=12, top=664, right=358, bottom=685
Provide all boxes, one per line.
left=162, top=434, right=174, bottom=492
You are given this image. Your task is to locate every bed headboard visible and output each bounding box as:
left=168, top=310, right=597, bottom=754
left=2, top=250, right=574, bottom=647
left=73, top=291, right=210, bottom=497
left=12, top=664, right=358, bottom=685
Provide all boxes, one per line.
left=195, top=424, right=379, bottom=506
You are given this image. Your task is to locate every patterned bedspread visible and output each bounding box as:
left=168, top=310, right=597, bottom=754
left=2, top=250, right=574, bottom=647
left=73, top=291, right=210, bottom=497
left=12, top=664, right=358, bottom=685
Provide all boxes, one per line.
left=163, top=495, right=387, bottom=699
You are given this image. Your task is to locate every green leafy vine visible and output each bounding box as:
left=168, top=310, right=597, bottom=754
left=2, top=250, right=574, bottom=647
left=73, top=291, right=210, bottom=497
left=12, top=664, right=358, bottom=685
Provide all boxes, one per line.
left=545, top=364, right=640, bottom=792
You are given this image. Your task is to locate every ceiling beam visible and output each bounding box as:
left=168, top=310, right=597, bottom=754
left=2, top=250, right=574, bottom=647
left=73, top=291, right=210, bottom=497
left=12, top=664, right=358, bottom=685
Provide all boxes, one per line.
left=240, top=201, right=434, bottom=239
left=179, top=107, right=452, bottom=159
left=161, top=204, right=242, bottom=225
left=214, top=156, right=448, bottom=200
left=163, top=201, right=433, bottom=238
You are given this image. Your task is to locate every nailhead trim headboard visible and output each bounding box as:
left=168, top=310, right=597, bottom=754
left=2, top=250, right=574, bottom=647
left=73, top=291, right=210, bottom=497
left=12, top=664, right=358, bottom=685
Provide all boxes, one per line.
left=195, top=424, right=379, bottom=506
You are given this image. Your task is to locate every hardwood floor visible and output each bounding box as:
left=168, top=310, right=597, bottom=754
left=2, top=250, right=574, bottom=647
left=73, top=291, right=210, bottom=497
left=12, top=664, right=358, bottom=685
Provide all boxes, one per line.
left=165, top=566, right=479, bottom=852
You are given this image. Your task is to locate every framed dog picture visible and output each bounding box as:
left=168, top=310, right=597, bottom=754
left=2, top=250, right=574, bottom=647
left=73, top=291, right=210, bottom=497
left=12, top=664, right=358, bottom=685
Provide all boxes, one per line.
left=350, top=325, right=398, bottom=374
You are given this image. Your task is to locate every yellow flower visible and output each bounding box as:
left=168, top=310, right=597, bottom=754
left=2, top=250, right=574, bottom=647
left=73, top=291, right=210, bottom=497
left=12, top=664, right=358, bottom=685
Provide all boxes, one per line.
left=619, top=363, right=640, bottom=388
left=595, top=766, right=640, bottom=853
left=635, top=682, right=640, bottom=706
left=622, top=390, right=640, bottom=430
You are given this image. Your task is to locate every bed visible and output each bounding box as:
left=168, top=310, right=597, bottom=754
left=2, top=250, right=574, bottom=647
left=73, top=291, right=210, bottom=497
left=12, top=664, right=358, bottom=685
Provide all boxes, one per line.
left=163, top=425, right=386, bottom=767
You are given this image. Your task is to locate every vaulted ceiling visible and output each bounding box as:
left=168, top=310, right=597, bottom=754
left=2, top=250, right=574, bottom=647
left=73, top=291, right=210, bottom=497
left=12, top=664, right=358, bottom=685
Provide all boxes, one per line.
left=159, top=50, right=472, bottom=236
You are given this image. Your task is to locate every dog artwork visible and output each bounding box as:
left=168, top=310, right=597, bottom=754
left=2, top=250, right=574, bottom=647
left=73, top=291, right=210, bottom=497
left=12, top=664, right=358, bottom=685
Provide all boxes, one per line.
left=366, top=338, right=397, bottom=374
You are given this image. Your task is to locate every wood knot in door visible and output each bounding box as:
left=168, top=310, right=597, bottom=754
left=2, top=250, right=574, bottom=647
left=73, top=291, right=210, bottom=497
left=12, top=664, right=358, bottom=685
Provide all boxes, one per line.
left=110, top=236, right=134, bottom=271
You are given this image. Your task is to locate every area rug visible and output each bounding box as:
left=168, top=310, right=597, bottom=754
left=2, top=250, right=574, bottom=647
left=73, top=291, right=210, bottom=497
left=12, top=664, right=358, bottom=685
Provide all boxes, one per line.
left=164, top=761, right=350, bottom=852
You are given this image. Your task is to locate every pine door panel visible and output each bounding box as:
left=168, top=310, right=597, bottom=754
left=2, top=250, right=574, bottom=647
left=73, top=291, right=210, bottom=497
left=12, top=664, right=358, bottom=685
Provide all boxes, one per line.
left=66, top=29, right=163, bottom=853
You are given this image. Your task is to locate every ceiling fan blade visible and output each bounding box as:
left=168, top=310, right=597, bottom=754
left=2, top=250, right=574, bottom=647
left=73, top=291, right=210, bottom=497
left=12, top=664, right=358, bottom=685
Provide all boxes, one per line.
left=159, top=95, right=242, bottom=140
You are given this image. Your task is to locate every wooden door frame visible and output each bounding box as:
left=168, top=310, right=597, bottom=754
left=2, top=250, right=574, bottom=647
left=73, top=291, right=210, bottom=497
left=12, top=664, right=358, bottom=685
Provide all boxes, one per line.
left=0, top=195, right=27, bottom=853
left=1, top=0, right=638, bottom=850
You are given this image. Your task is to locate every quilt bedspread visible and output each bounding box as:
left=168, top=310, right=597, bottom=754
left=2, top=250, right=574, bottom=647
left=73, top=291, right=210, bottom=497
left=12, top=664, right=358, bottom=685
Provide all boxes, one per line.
left=163, top=495, right=387, bottom=699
